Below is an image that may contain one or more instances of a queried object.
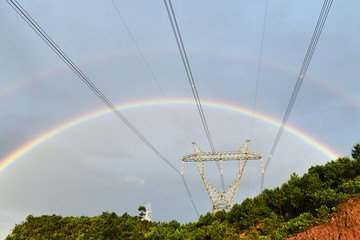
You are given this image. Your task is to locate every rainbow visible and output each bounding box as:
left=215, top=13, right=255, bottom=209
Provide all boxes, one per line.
left=2, top=50, right=360, bottom=108
left=0, top=99, right=340, bottom=174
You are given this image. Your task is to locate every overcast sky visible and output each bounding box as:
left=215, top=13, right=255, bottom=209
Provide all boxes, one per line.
left=1, top=0, right=360, bottom=237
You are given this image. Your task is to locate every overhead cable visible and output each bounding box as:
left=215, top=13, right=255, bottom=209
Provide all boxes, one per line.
left=110, top=0, right=197, bottom=214
left=163, top=0, right=226, bottom=191
left=110, top=0, right=192, bottom=143
left=250, top=0, right=269, bottom=140
left=7, top=0, right=199, bottom=217
left=261, top=0, right=333, bottom=190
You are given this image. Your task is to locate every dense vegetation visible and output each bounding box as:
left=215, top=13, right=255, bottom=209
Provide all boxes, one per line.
left=6, top=144, right=360, bottom=239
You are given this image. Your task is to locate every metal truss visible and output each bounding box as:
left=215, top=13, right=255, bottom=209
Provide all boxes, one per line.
left=181, top=139, right=263, bottom=214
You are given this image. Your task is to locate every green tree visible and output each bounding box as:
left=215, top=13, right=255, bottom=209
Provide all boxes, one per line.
left=352, top=143, right=360, bottom=159
left=138, top=206, right=146, bottom=220
left=196, top=212, right=215, bottom=227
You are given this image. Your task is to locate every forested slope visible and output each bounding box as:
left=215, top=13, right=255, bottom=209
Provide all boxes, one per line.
left=5, top=144, right=360, bottom=240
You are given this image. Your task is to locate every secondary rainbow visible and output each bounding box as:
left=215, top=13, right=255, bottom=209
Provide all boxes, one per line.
left=0, top=99, right=340, bottom=174
left=2, top=51, right=360, bottom=108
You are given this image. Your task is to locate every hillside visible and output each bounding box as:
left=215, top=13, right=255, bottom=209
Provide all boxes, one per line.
left=5, top=143, right=360, bottom=239
left=288, top=195, right=360, bottom=240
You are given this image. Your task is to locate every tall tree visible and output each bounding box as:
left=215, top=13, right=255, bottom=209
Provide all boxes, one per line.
left=138, top=206, right=146, bottom=220
left=352, top=144, right=360, bottom=159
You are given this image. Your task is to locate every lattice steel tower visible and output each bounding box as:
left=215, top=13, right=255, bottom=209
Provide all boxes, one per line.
left=181, top=139, right=264, bottom=214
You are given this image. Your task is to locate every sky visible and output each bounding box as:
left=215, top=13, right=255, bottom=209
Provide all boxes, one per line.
left=1, top=0, right=360, bottom=237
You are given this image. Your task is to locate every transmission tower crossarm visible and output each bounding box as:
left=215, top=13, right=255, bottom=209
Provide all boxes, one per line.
left=182, top=144, right=262, bottom=163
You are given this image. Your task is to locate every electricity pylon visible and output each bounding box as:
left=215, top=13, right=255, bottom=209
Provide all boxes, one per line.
left=144, top=210, right=152, bottom=221
left=181, top=139, right=264, bottom=214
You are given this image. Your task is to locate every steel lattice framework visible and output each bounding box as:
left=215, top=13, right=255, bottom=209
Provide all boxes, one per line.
left=181, top=139, right=264, bottom=214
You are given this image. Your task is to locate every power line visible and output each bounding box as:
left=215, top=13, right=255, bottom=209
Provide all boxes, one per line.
left=250, top=0, right=269, bottom=140
left=261, top=0, right=333, bottom=190
left=163, top=0, right=226, bottom=191
left=249, top=0, right=269, bottom=194
left=110, top=0, right=192, bottom=143
left=7, top=0, right=199, bottom=218
left=110, top=0, right=198, bottom=215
